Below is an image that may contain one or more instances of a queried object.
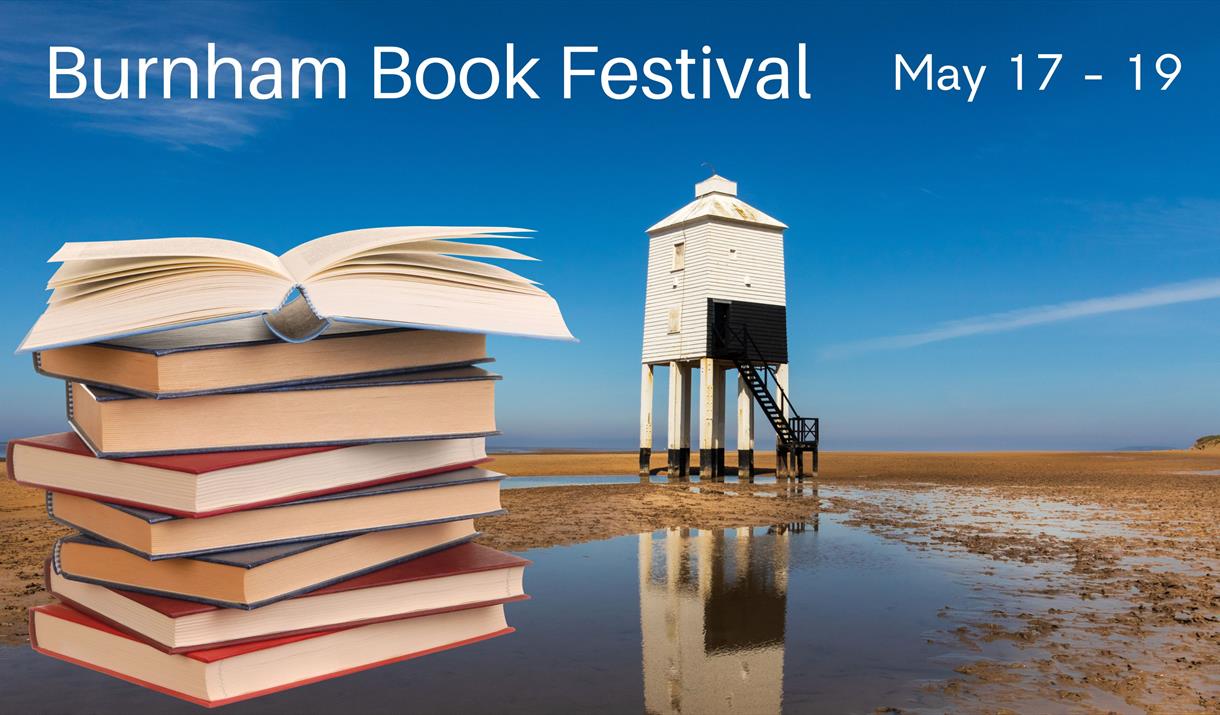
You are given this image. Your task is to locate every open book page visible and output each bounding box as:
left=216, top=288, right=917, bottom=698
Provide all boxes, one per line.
left=49, top=258, right=285, bottom=288
left=18, top=227, right=572, bottom=351
left=309, top=253, right=541, bottom=289
left=380, top=240, right=537, bottom=261
left=306, top=277, right=573, bottom=339
left=50, top=267, right=266, bottom=303
left=309, top=267, right=544, bottom=296
left=21, top=238, right=297, bottom=350
left=278, top=227, right=530, bottom=280
left=51, top=238, right=287, bottom=276
left=19, top=273, right=291, bottom=352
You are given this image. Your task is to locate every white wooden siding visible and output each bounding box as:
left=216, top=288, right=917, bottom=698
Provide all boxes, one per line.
left=642, top=220, right=786, bottom=364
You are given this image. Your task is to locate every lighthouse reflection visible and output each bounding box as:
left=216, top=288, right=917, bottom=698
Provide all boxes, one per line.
left=639, top=525, right=801, bottom=715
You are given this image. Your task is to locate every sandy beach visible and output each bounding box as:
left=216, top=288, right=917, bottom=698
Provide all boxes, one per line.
left=3, top=449, right=1219, bottom=711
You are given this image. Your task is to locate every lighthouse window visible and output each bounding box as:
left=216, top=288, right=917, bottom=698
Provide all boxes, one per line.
left=667, top=307, right=681, bottom=334
left=671, top=242, right=685, bottom=271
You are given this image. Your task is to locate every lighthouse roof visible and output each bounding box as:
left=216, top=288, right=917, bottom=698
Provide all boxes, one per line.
left=647, top=174, right=787, bottom=234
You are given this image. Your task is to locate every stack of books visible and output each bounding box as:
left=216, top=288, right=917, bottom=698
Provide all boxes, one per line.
left=9, top=227, right=571, bottom=706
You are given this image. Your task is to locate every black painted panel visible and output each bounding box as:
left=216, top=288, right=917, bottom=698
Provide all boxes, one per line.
left=706, top=299, right=788, bottom=363
left=703, top=532, right=787, bottom=653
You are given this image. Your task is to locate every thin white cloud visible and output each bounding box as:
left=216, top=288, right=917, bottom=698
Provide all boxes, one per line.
left=0, top=1, right=310, bottom=149
left=822, top=277, right=1220, bottom=358
left=1062, top=198, right=1220, bottom=256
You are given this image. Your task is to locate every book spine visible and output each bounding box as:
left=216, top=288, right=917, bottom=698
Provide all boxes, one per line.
left=4, top=440, right=15, bottom=481
left=41, top=375, right=161, bottom=400
left=51, top=537, right=64, bottom=577
left=261, top=288, right=331, bottom=344
left=27, top=608, right=39, bottom=650
left=44, top=494, right=84, bottom=543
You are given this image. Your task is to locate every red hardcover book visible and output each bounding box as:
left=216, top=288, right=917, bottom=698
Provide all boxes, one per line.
left=31, top=602, right=514, bottom=707
left=7, top=431, right=488, bottom=517
left=46, top=542, right=530, bottom=652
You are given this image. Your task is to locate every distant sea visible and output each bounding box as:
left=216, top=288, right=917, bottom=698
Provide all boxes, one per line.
left=1111, top=445, right=1180, bottom=452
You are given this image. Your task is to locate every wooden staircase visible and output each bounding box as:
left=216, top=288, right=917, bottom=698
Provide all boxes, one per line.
left=719, top=323, right=819, bottom=476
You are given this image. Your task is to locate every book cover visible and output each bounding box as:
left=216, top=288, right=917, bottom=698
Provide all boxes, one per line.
left=82, top=365, right=501, bottom=401
left=8, top=432, right=491, bottom=517
left=46, top=468, right=506, bottom=558
left=35, top=352, right=494, bottom=400
left=8, top=431, right=345, bottom=476
left=57, top=324, right=414, bottom=357
left=53, top=527, right=482, bottom=609
left=30, top=603, right=515, bottom=708
left=45, top=543, right=531, bottom=652
left=66, top=366, right=502, bottom=458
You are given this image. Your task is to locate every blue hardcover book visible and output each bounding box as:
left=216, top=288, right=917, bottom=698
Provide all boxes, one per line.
left=66, top=366, right=501, bottom=457
left=47, top=467, right=506, bottom=559
left=17, top=228, right=574, bottom=354
left=51, top=517, right=483, bottom=609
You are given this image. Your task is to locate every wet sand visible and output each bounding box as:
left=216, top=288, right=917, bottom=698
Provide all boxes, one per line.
left=3, top=449, right=1219, bottom=712
left=487, top=448, right=1220, bottom=489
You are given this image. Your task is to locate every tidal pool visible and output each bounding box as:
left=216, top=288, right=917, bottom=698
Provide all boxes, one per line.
left=0, top=511, right=1108, bottom=713
left=502, top=474, right=781, bottom=488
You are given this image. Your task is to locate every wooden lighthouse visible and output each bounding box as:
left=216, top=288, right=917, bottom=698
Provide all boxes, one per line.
left=639, top=174, right=818, bottom=481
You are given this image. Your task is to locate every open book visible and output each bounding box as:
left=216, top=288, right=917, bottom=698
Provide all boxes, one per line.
left=18, top=226, right=573, bottom=352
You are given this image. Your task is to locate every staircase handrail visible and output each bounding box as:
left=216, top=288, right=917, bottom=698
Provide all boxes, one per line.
left=713, top=320, right=818, bottom=448
left=717, top=322, right=801, bottom=421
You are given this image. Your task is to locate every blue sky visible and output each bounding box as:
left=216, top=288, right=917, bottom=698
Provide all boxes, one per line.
left=0, top=0, right=1217, bottom=450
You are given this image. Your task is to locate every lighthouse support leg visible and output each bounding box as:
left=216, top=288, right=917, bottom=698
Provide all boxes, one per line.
left=639, top=363, right=654, bottom=480
left=775, top=363, right=791, bottom=480
left=667, top=361, right=691, bottom=480
left=736, top=373, right=755, bottom=482
left=713, top=362, right=727, bottom=480
left=699, top=358, right=726, bottom=480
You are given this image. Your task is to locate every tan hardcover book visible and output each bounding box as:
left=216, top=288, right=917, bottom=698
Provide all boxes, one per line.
left=34, top=322, right=488, bottom=398
left=54, top=519, right=480, bottom=609
left=47, top=468, right=504, bottom=558
left=66, top=366, right=498, bottom=457
left=46, top=543, right=528, bottom=653
left=30, top=602, right=512, bottom=707
left=7, top=432, right=487, bottom=517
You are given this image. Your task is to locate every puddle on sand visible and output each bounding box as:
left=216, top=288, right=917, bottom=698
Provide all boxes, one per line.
left=502, top=474, right=783, bottom=489
left=0, top=513, right=1086, bottom=714
left=825, top=485, right=1132, bottom=539
left=504, top=475, right=815, bottom=499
